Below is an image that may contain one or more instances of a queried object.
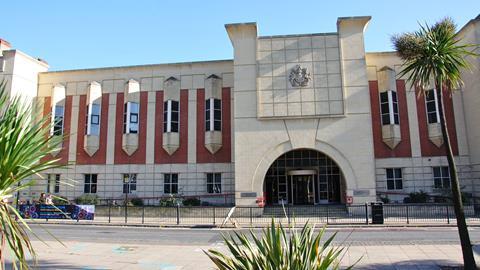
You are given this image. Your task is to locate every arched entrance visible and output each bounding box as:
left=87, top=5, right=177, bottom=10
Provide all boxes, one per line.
left=263, top=149, right=346, bottom=205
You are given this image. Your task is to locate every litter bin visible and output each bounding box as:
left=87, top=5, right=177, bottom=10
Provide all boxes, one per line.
left=371, top=202, right=384, bottom=224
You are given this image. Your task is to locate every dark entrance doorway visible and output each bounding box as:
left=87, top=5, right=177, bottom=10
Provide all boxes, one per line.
left=292, top=174, right=314, bottom=205
left=264, top=149, right=345, bottom=205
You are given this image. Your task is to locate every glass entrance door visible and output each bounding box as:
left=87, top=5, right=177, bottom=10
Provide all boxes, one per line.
left=292, top=175, right=314, bottom=205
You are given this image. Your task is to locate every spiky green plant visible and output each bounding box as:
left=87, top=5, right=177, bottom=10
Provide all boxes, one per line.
left=392, top=17, right=478, bottom=269
left=0, top=81, right=64, bottom=269
left=205, top=220, right=357, bottom=270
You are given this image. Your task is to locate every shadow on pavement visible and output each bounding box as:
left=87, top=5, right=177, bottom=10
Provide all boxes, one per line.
left=353, top=259, right=463, bottom=270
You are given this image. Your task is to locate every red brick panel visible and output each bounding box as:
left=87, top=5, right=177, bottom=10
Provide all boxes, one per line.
left=369, top=80, right=412, bottom=158
left=154, top=90, right=189, bottom=164
left=76, top=94, right=109, bottom=164
left=196, top=88, right=231, bottom=163
left=114, top=92, right=147, bottom=164
left=415, top=88, right=458, bottom=156
left=57, top=96, right=72, bottom=164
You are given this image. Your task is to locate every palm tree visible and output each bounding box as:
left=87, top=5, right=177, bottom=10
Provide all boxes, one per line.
left=0, top=81, right=64, bottom=269
left=392, top=18, right=478, bottom=269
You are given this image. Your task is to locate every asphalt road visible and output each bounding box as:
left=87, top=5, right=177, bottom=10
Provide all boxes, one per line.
left=28, top=224, right=480, bottom=246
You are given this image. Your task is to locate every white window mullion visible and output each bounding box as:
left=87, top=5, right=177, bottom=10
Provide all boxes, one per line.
left=387, top=91, right=395, bottom=125
left=167, top=100, right=172, bottom=133
left=433, top=89, right=440, bottom=123
left=87, top=103, right=92, bottom=135
left=209, top=98, right=214, bottom=131
left=126, top=102, right=131, bottom=134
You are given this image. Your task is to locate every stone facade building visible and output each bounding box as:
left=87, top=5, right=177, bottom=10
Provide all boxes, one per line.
left=1, top=15, right=479, bottom=206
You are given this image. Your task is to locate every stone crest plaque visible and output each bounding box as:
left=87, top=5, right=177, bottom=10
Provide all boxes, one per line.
left=289, top=65, right=311, bottom=87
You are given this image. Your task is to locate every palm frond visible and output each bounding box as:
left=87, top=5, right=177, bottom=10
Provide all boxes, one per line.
left=0, top=80, right=65, bottom=269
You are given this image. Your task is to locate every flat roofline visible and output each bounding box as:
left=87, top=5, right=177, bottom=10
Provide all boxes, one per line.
left=43, top=59, right=233, bottom=74
left=366, top=51, right=397, bottom=55
left=258, top=32, right=337, bottom=39
left=224, top=22, right=257, bottom=28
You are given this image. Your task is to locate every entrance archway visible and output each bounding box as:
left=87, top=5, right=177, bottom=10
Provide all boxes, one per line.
left=263, top=149, right=346, bottom=205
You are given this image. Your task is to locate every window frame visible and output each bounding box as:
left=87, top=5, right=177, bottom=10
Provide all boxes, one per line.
left=433, top=166, right=450, bottom=189
left=207, top=173, right=222, bottom=194
left=385, top=168, right=403, bottom=190
left=86, top=103, right=101, bottom=136
left=47, top=174, right=60, bottom=194
left=205, top=98, right=222, bottom=132
left=84, top=174, right=98, bottom=194
left=122, top=173, right=137, bottom=194
left=123, top=102, right=139, bottom=134
left=163, top=100, right=180, bottom=133
left=164, top=173, right=179, bottom=194
left=52, top=105, right=64, bottom=136
left=379, top=90, right=399, bottom=125
left=425, top=89, right=440, bottom=124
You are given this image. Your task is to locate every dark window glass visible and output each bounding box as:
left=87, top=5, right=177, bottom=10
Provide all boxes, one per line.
left=164, top=173, right=178, bottom=194
left=123, top=174, right=137, bottom=194
left=425, top=89, right=439, bottom=124
left=433, top=166, right=450, bottom=189
left=84, top=174, right=98, bottom=194
left=386, top=168, right=402, bottom=190
left=207, top=173, right=222, bottom=194
left=53, top=105, right=64, bottom=136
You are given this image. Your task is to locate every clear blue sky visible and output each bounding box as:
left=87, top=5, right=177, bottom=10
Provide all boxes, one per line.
left=3, top=1, right=478, bottom=71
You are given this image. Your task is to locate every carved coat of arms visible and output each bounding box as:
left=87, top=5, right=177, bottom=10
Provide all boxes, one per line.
left=289, top=65, right=311, bottom=87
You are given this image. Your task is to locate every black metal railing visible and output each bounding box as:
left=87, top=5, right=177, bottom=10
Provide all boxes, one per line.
left=84, top=203, right=480, bottom=227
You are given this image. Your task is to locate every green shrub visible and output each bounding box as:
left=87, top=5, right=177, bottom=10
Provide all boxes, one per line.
left=52, top=195, right=69, bottom=205
left=159, top=196, right=179, bottom=207
left=74, top=194, right=99, bottom=205
left=379, top=196, right=390, bottom=204
left=205, top=220, right=358, bottom=269
left=403, top=190, right=429, bottom=203
left=182, top=197, right=201, bottom=206
left=130, top=197, right=144, bottom=206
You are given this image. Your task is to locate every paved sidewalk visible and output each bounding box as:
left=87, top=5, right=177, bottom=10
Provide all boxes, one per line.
left=7, top=240, right=477, bottom=269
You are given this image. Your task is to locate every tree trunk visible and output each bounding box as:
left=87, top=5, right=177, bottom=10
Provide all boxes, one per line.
left=436, top=85, right=477, bottom=269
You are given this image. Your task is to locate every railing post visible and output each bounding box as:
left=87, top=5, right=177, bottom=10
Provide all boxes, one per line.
left=365, top=203, right=369, bottom=225
left=142, top=206, right=145, bottom=224
left=446, top=204, right=450, bottom=224
left=250, top=207, right=253, bottom=227
left=176, top=204, right=180, bottom=225
left=287, top=204, right=291, bottom=226
left=326, top=204, right=329, bottom=225
left=406, top=205, right=409, bottom=224
left=213, top=207, right=216, bottom=226
left=108, top=200, right=111, bottom=224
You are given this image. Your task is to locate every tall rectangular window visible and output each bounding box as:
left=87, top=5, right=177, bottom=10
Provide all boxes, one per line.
left=123, top=174, right=137, bottom=194
left=123, top=102, right=139, bottom=134
left=379, top=91, right=399, bottom=125
left=47, top=174, right=60, bottom=193
left=433, top=166, right=450, bottom=189
left=207, top=173, right=222, bottom=194
left=86, top=104, right=101, bottom=135
left=164, top=173, right=178, bottom=194
left=205, top=98, right=222, bottom=131
left=52, top=105, right=64, bottom=136
left=386, top=168, right=403, bottom=190
left=84, top=174, right=97, bottom=194
left=163, top=100, right=179, bottom=133
left=425, top=89, right=440, bottom=124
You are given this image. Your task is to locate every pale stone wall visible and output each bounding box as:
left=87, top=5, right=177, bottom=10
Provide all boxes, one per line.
left=0, top=49, right=48, bottom=105
left=256, top=34, right=343, bottom=117
left=26, top=163, right=235, bottom=205
left=227, top=17, right=376, bottom=206
left=457, top=16, right=480, bottom=197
